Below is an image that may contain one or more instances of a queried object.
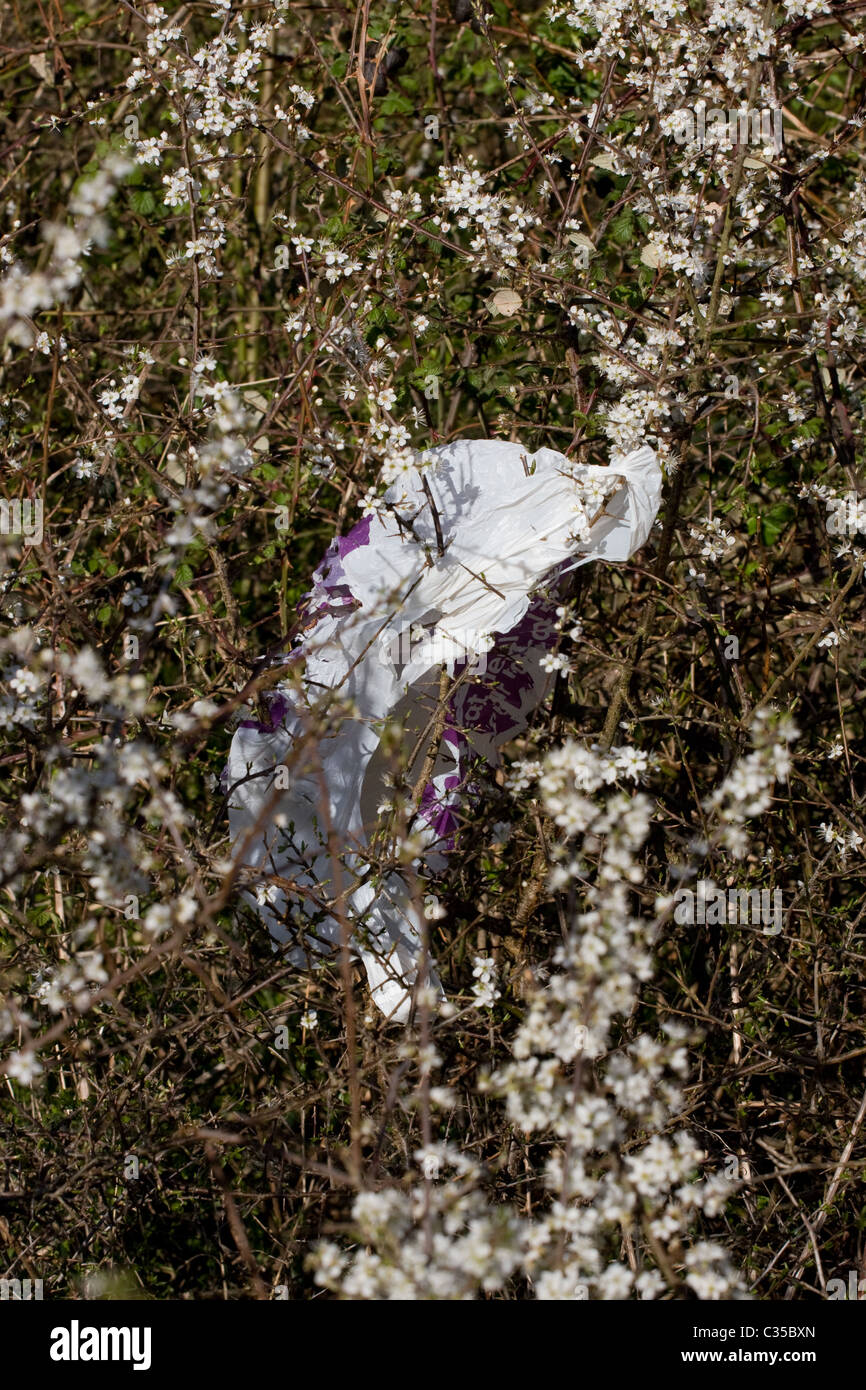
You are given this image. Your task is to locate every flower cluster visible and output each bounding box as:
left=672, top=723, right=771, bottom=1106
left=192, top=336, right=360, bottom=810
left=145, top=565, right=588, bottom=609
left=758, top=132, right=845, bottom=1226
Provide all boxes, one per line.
left=315, top=741, right=742, bottom=1300
left=704, top=710, right=799, bottom=856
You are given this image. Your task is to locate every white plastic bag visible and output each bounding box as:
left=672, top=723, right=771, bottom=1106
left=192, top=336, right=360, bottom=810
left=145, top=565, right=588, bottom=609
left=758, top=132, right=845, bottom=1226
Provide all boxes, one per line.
left=225, top=440, right=661, bottom=1021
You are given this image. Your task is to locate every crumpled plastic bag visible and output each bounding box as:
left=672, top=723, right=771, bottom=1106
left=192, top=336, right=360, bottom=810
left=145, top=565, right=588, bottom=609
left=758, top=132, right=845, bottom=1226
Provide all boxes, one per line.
left=225, top=440, right=661, bottom=1021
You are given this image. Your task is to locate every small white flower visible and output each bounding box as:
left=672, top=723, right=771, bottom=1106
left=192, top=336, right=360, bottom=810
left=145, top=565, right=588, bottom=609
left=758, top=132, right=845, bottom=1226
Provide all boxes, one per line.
left=370, top=385, right=397, bottom=412
left=143, top=903, right=173, bottom=938
left=540, top=651, right=571, bottom=674
left=7, top=1050, right=42, bottom=1085
left=471, top=955, right=500, bottom=1009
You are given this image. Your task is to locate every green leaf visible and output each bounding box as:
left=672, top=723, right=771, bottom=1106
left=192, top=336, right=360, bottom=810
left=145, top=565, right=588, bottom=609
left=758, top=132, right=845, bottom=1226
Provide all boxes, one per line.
left=130, top=190, right=156, bottom=216
left=323, top=214, right=349, bottom=244
left=761, top=501, right=796, bottom=546
left=610, top=208, right=634, bottom=246
left=378, top=93, right=414, bottom=116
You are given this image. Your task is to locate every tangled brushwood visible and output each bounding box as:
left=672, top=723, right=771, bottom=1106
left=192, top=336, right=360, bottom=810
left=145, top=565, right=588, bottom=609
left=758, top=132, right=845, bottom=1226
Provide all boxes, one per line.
left=1, top=0, right=865, bottom=1301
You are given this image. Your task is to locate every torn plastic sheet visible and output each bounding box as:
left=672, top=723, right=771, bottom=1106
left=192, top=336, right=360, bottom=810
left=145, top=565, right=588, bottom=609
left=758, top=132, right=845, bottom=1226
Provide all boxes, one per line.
left=225, top=440, right=661, bottom=1022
